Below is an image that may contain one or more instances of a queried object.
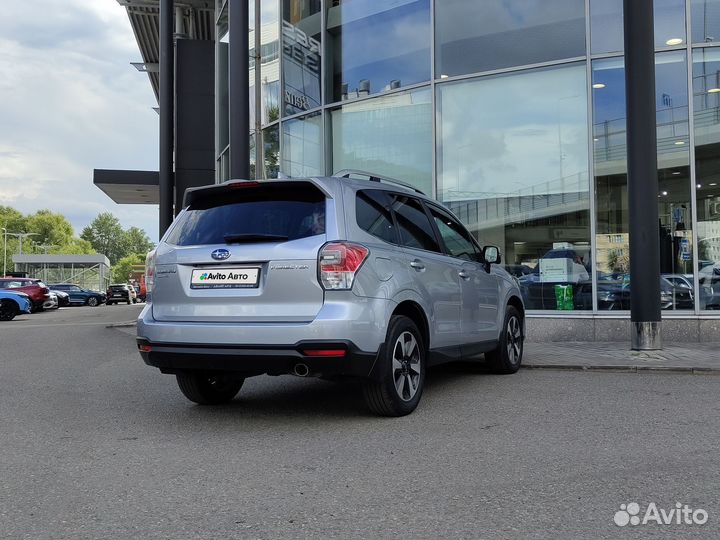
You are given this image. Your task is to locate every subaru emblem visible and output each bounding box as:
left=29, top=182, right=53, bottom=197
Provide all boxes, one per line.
left=211, top=249, right=230, bottom=260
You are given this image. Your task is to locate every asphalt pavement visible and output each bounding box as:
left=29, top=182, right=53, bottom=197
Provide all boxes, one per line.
left=1, top=305, right=719, bottom=539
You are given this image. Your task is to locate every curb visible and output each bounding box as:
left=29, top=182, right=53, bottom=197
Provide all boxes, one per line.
left=105, top=322, right=137, bottom=328
left=522, top=363, right=720, bottom=374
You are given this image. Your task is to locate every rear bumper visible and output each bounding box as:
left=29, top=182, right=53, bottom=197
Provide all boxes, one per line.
left=137, top=338, right=380, bottom=379
left=136, top=294, right=393, bottom=379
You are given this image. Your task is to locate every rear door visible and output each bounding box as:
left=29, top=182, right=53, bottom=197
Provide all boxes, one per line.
left=152, top=181, right=331, bottom=323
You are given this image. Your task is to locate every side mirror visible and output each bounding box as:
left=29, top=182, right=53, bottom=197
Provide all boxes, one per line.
left=483, top=246, right=501, bottom=265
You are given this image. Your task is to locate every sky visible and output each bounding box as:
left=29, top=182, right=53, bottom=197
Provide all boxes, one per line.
left=0, top=0, right=160, bottom=241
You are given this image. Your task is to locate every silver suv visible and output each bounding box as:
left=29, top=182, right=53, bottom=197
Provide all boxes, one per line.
left=137, top=173, right=525, bottom=416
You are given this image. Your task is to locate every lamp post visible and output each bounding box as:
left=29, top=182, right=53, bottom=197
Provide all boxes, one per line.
left=1, top=227, right=6, bottom=277
left=2, top=232, right=39, bottom=275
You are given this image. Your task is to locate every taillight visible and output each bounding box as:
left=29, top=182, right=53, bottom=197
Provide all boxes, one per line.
left=145, top=250, right=156, bottom=293
left=318, top=242, right=369, bottom=290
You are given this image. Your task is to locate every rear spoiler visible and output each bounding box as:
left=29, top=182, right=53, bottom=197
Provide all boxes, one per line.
left=183, top=179, right=330, bottom=207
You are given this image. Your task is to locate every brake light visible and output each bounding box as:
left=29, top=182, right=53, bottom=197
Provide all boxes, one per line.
left=228, top=181, right=259, bottom=189
left=302, top=349, right=347, bottom=358
left=318, top=242, right=369, bottom=290
left=145, top=250, right=156, bottom=293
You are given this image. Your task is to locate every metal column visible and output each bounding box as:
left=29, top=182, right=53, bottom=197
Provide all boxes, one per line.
left=159, top=0, right=175, bottom=236
left=229, top=0, right=250, bottom=179
left=623, top=0, right=662, bottom=349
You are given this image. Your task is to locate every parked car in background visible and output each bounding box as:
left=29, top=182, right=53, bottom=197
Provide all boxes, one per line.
left=106, top=284, right=134, bottom=305
left=573, top=275, right=693, bottom=310
left=43, top=293, right=59, bottom=310
left=0, top=277, right=50, bottom=312
left=48, top=284, right=106, bottom=307
left=0, top=290, right=31, bottom=321
left=52, top=290, right=70, bottom=307
left=133, top=285, right=146, bottom=303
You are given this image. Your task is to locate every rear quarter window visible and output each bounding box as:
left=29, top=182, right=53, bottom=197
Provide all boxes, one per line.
left=166, top=183, right=326, bottom=246
left=356, top=190, right=397, bottom=244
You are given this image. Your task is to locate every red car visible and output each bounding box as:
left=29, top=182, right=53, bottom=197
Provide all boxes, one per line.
left=0, top=277, right=50, bottom=312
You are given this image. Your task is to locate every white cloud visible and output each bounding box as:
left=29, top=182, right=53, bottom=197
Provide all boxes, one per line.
left=0, top=0, right=159, bottom=240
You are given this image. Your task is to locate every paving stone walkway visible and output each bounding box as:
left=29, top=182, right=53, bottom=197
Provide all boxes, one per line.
left=523, top=341, right=720, bottom=373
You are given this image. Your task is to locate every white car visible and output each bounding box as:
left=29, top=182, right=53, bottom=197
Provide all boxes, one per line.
left=43, top=293, right=59, bottom=310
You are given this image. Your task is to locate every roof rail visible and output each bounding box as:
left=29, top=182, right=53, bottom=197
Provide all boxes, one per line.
left=332, top=169, right=426, bottom=195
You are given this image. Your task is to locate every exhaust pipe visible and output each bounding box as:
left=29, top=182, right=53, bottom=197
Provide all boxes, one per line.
left=293, top=363, right=310, bottom=377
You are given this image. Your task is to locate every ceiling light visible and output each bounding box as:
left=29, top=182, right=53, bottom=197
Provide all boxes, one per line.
left=593, top=138, right=599, bottom=142
left=672, top=171, right=681, bottom=175
left=697, top=184, right=702, bottom=188
left=675, top=140, right=685, bottom=145
left=666, top=38, right=684, bottom=46
left=710, top=182, right=718, bottom=186
left=708, top=88, right=720, bottom=93
left=592, top=83, right=606, bottom=89
left=662, top=191, right=668, bottom=196
left=440, top=74, right=449, bottom=79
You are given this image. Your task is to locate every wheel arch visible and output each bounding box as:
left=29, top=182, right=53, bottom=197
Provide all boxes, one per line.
left=391, top=300, right=430, bottom=351
left=507, top=295, right=525, bottom=320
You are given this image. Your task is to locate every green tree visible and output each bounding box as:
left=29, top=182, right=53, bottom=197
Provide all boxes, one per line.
left=49, top=238, right=96, bottom=255
left=112, top=253, right=144, bottom=283
left=124, top=226, right=155, bottom=257
left=25, top=209, right=74, bottom=248
left=81, top=212, right=128, bottom=264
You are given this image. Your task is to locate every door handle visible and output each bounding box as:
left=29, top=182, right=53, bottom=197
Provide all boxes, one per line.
left=458, top=270, right=471, bottom=280
left=410, top=260, right=425, bottom=271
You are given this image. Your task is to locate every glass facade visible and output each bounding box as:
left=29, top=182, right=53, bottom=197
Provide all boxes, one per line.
left=438, top=64, right=591, bottom=310
left=325, top=0, right=431, bottom=103
left=216, top=0, right=720, bottom=315
left=437, top=0, right=585, bottom=77
left=330, top=88, right=432, bottom=194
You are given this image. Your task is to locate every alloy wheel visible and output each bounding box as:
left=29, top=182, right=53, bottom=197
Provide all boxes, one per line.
left=391, top=331, right=422, bottom=402
left=506, top=316, right=523, bottom=365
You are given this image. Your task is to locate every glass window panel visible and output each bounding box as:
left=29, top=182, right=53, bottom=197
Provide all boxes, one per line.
left=261, top=0, right=280, bottom=124
left=281, top=112, right=323, bottom=177
left=282, top=0, right=321, bottom=116
left=330, top=88, right=432, bottom=194
left=437, top=64, right=592, bottom=311
left=263, top=124, right=280, bottom=178
left=592, top=52, right=694, bottom=311
left=326, top=0, right=430, bottom=103
left=428, top=206, right=478, bottom=261
left=692, top=48, right=720, bottom=310
left=692, top=0, right=720, bottom=44
left=655, top=0, right=687, bottom=48
left=392, top=196, right=441, bottom=252
left=356, top=190, right=398, bottom=244
left=591, top=0, right=687, bottom=54
left=436, top=0, right=585, bottom=78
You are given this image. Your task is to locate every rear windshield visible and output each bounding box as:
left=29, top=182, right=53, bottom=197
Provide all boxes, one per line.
left=166, top=183, right=327, bottom=246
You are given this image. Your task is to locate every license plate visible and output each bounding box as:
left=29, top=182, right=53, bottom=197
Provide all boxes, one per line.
left=191, top=267, right=260, bottom=289
left=113, top=294, right=121, bottom=297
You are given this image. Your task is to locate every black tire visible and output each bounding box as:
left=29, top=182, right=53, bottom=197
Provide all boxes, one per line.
left=0, top=300, right=17, bottom=321
left=107, top=302, right=113, bottom=306
left=86, top=296, right=98, bottom=307
left=127, top=298, right=132, bottom=305
left=176, top=372, right=244, bottom=405
left=362, top=315, right=426, bottom=417
left=485, top=305, right=524, bottom=374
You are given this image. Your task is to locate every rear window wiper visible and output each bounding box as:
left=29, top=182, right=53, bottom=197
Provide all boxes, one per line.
left=223, top=233, right=290, bottom=244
